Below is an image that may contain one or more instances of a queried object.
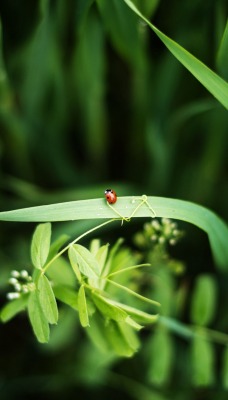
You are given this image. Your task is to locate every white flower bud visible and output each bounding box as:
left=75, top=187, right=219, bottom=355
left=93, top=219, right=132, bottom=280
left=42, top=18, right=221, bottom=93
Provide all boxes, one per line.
left=9, top=277, right=18, bottom=285
left=11, top=270, right=20, bottom=278
left=21, top=270, right=29, bottom=278
left=151, top=235, right=157, bottom=241
left=14, top=283, right=22, bottom=292
left=6, top=292, right=20, bottom=300
left=152, top=220, right=160, bottom=230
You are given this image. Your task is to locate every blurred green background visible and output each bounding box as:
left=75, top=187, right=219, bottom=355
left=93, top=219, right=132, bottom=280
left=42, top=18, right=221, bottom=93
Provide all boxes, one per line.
left=0, top=0, right=228, bottom=399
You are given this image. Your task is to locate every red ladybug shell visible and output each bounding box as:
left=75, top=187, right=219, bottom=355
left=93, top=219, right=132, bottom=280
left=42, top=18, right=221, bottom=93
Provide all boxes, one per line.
left=104, top=189, right=117, bottom=204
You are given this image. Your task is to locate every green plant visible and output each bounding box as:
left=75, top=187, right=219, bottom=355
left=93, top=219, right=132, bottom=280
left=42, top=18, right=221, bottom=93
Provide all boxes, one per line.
left=1, top=195, right=228, bottom=362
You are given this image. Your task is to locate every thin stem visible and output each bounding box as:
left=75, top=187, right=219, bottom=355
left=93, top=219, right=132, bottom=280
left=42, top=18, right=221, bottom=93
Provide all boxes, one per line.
left=129, top=195, right=156, bottom=219
left=42, top=218, right=118, bottom=274
left=107, top=202, right=130, bottom=222
left=106, top=278, right=161, bottom=307
left=107, top=195, right=156, bottom=222
left=104, top=263, right=151, bottom=278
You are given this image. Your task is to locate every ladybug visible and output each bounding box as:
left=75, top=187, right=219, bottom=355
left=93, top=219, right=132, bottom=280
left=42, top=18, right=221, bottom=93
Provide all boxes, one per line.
left=104, top=189, right=117, bottom=204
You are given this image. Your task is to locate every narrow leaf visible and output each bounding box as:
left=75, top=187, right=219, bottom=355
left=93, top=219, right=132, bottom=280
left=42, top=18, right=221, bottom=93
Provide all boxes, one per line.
left=68, top=246, right=82, bottom=282
left=47, top=234, right=70, bottom=262
left=190, top=274, right=217, bottom=326
left=38, top=274, right=58, bottom=324
left=0, top=196, right=227, bottom=269
left=108, top=299, right=158, bottom=325
left=123, top=0, right=228, bottom=109
left=1, top=294, right=28, bottom=323
left=69, top=244, right=100, bottom=279
left=92, top=292, right=128, bottom=322
left=105, top=320, right=136, bottom=357
left=31, top=223, right=51, bottom=269
left=222, top=346, right=228, bottom=389
left=148, top=330, right=174, bottom=385
left=78, top=285, right=90, bottom=327
left=217, top=18, right=228, bottom=80
left=191, top=336, right=215, bottom=386
left=54, top=285, right=78, bottom=311
left=28, top=290, right=50, bottom=343
left=95, top=243, right=109, bottom=274
left=118, top=320, right=141, bottom=352
left=106, top=278, right=161, bottom=307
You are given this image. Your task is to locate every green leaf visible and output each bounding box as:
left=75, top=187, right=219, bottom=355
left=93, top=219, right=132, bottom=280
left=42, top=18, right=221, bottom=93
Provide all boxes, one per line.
left=191, top=336, right=215, bottom=386
left=97, top=0, right=141, bottom=65
left=31, top=223, right=51, bottom=269
left=47, top=234, right=70, bottom=262
left=95, top=243, right=109, bottom=274
left=105, top=319, right=136, bottom=357
left=69, top=244, right=100, bottom=279
left=92, top=292, right=129, bottom=322
left=122, top=0, right=228, bottom=109
left=89, top=238, right=101, bottom=256
left=54, top=285, right=78, bottom=311
left=68, top=246, right=82, bottom=282
left=190, top=274, right=217, bottom=326
left=106, top=278, right=160, bottom=307
left=107, top=299, right=158, bottom=325
left=86, top=312, right=113, bottom=353
left=222, top=346, right=228, bottom=389
left=47, top=256, right=76, bottom=287
left=1, top=294, right=28, bottom=323
left=38, top=274, right=58, bottom=324
left=28, top=290, right=50, bottom=343
left=0, top=196, right=227, bottom=269
left=78, top=285, right=90, bottom=327
left=147, top=330, right=174, bottom=385
left=217, top=18, right=228, bottom=80
left=118, top=320, right=140, bottom=352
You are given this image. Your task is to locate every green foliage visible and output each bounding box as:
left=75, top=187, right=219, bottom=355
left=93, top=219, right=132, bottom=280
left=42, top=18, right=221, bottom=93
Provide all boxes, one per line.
left=0, top=196, right=227, bottom=269
left=190, top=274, right=217, bottom=326
left=1, top=294, right=28, bottom=322
left=191, top=336, right=215, bottom=386
left=123, top=0, right=228, bottom=108
left=1, top=222, right=159, bottom=351
left=0, top=0, right=228, bottom=397
left=28, top=289, right=50, bottom=343
left=78, top=285, right=90, bottom=327
left=147, top=329, right=174, bottom=385
left=31, top=222, right=51, bottom=269
left=37, top=274, right=58, bottom=324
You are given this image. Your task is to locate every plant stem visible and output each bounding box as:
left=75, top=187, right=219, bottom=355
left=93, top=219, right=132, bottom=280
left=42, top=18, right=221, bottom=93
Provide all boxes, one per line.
left=42, top=218, right=118, bottom=274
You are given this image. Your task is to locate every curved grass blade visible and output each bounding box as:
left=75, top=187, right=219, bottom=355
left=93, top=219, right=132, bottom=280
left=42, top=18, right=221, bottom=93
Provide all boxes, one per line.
left=123, top=0, right=228, bottom=109
left=0, top=196, right=227, bottom=269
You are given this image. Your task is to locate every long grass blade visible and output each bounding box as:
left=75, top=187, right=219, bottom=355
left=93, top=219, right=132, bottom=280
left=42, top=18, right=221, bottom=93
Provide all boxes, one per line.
left=0, top=196, right=227, bottom=269
left=123, top=0, right=228, bottom=109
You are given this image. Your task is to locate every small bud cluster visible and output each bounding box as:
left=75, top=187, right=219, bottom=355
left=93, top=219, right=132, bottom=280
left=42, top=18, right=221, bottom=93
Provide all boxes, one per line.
left=134, top=218, right=184, bottom=249
left=7, top=270, right=34, bottom=300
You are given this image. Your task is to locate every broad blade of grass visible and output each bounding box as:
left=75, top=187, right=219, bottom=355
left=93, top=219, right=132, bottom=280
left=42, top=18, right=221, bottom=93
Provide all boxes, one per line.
left=123, top=0, right=228, bottom=109
left=0, top=196, right=227, bottom=269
